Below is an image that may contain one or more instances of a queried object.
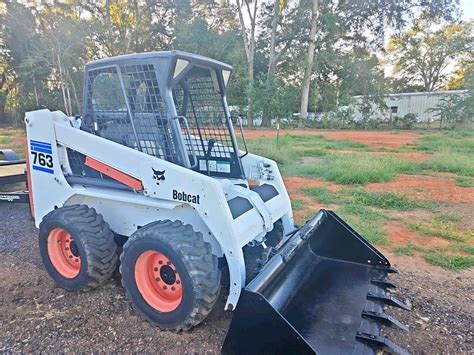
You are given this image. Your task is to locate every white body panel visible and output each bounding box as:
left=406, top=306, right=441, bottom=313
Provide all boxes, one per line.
left=25, top=109, right=293, bottom=309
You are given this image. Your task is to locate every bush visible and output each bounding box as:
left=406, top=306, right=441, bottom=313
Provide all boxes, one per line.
left=400, top=113, right=417, bottom=129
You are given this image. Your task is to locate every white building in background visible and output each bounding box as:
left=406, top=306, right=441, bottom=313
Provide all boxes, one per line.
left=352, top=90, right=468, bottom=122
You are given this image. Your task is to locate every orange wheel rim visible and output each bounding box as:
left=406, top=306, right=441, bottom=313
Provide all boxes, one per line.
left=47, top=228, right=81, bottom=278
left=135, top=251, right=183, bottom=312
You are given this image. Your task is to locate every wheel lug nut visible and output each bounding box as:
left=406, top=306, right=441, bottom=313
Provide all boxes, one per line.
left=171, top=286, right=176, bottom=291
left=65, top=247, right=69, bottom=250
left=159, top=260, right=163, bottom=265
left=154, top=267, right=158, bottom=271
left=156, top=277, right=160, bottom=282
left=163, top=285, right=167, bottom=290
left=75, top=259, right=79, bottom=262
left=167, top=261, right=171, bottom=265
left=176, top=280, right=181, bottom=284
left=69, top=255, right=73, bottom=259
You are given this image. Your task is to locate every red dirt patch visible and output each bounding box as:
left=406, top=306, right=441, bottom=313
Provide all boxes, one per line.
left=366, top=174, right=474, bottom=203
left=283, top=176, right=343, bottom=223
left=244, top=129, right=422, bottom=149
left=289, top=193, right=320, bottom=224
left=386, top=221, right=420, bottom=247
left=401, top=152, right=431, bottom=162
left=385, top=221, right=450, bottom=249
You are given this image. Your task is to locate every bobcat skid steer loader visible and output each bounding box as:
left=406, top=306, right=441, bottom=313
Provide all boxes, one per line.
left=23, top=51, right=410, bottom=354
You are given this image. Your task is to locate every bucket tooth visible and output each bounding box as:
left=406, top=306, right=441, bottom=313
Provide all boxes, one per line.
left=376, top=265, right=400, bottom=273
left=367, top=292, right=412, bottom=311
left=362, top=310, right=409, bottom=331
left=371, top=278, right=398, bottom=289
left=356, top=332, right=409, bottom=355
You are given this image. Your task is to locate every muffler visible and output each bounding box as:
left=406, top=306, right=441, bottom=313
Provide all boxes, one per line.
left=223, top=210, right=410, bottom=355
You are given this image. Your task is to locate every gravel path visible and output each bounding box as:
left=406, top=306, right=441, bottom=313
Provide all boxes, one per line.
left=0, top=204, right=472, bottom=353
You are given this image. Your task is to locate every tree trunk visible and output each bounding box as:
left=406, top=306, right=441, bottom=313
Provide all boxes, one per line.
left=247, top=58, right=254, bottom=128
left=32, top=74, right=39, bottom=107
left=66, top=69, right=81, bottom=114
left=298, top=0, right=319, bottom=128
left=260, top=0, right=280, bottom=127
left=0, top=100, right=6, bottom=124
left=66, top=86, right=73, bottom=117
left=57, top=54, right=70, bottom=116
left=236, top=0, right=257, bottom=128
left=0, top=72, right=10, bottom=124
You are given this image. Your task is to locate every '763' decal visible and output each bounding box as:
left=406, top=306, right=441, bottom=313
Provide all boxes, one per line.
left=30, top=140, right=54, bottom=174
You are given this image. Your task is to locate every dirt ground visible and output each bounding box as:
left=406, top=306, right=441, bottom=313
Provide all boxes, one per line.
left=366, top=173, right=474, bottom=204
left=1, top=128, right=473, bottom=353
left=0, top=205, right=472, bottom=353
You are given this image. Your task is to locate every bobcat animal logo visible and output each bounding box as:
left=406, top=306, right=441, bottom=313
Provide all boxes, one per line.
left=152, top=168, right=166, bottom=185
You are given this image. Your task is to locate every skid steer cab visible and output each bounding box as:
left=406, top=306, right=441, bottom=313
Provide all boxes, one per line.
left=23, top=51, right=410, bottom=354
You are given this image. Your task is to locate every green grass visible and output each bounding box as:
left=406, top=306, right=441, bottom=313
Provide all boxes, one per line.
left=291, top=198, right=305, bottom=211
left=434, top=213, right=460, bottom=224
left=423, top=253, right=474, bottom=271
left=337, top=202, right=387, bottom=220
left=246, top=131, right=474, bottom=185
left=415, top=131, right=474, bottom=155
left=455, top=176, right=474, bottom=187
left=393, top=242, right=474, bottom=271
left=450, top=243, right=474, bottom=255
left=394, top=245, right=415, bottom=256
left=0, top=137, right=11, bottom=145
left=340, top=214, right=386, bottom=244
left=285, top=154, right=419, bottom=185
left=0, top=129, right=23, bottom=136
left=414, top=131, right=474, bottom=178
left=304, top=187, right=342, bottom=205
left=349, top=189, right=429, bottom=210
left=408, top=220, right=472, bottom=242
left=284, top=134, right=369, bottom=151
left=336, top=203, right=388, bottom=244
left=321, top=140, right=368, bottom=150
left=244, top=134, right=368, bottom=168
left=245, top=138, right=294, bottom=165
left=300, top=148, right=327, bottom=157
left=421, top=153, right=474, bottom=176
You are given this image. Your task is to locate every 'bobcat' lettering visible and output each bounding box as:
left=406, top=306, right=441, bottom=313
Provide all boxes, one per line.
left=173, top=190, right=200, bottom=204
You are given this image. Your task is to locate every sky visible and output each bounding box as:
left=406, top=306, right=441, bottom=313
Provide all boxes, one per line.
left=460, top=0, right=474, bottom=20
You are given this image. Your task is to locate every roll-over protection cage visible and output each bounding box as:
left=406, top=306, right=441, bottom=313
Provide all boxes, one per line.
left=69, top=51, right=245, bottom=183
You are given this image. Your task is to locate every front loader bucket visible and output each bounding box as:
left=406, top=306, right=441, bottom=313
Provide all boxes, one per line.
left=223, top=210, right=410, bottom=355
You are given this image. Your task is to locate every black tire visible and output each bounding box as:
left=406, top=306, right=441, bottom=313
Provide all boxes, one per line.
left=120, top=220, right=221, bottom=331
left=39, top=204, right=118, bottom=291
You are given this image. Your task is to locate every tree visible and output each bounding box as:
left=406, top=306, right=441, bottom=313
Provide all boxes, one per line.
left=298, top=0, right=318, bottom=128
left=297, top=0, right=461, bottom=127
left=259, top=0, right=306, bottom=126
left=235, top=0, right=259, bottom=128
left=0, top=3, right=12, bottom=122
left=430, top=65, right=474, bottom=128
left=386, top=17, right=473, bottom=92
left=85, top=0, right=174, bottom=57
